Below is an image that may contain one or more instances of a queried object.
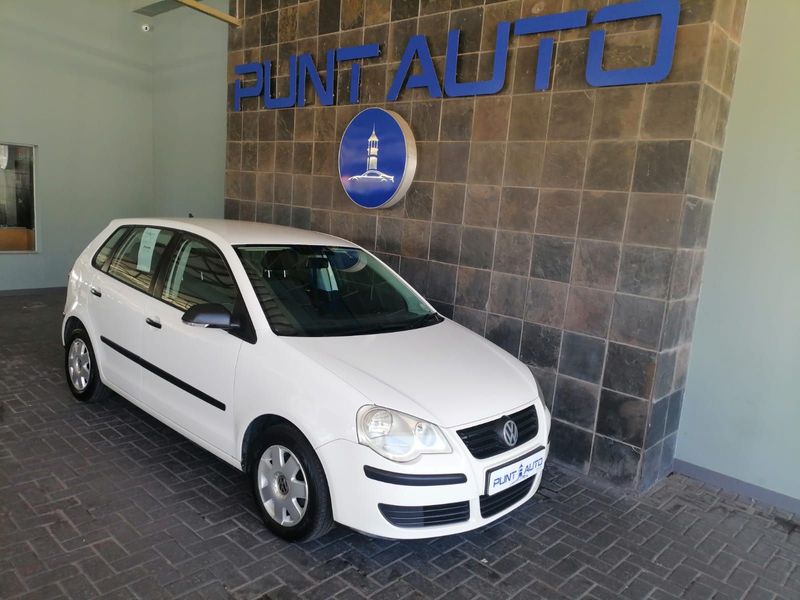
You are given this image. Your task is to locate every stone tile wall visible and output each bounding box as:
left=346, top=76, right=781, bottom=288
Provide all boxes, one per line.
left=224, top=0, right=747, bottom=490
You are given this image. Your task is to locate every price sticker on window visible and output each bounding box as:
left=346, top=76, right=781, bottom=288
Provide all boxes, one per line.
left=137, top=228, right=161, bottom=272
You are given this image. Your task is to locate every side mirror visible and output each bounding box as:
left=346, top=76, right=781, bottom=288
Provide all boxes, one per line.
left=182, top=303, right=239, bottom=330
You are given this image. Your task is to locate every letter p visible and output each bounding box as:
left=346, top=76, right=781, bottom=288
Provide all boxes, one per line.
left=233, top=63, right=264, bottom=112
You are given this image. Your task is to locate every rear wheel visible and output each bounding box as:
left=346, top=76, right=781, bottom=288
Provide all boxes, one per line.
left=64, top=329, right=110, bottom=402
left=251, top=424, right=333, bottom=542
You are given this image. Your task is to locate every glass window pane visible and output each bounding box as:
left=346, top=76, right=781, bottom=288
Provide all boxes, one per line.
left=0, top=143, right=36, bottom=252
left=107, top=227, right=173, bottom=293
left=235, top=245, right=438, bottom=337
left=162, top=237, right=237, bottom=311
left=93, top=227, right=130, bottom=270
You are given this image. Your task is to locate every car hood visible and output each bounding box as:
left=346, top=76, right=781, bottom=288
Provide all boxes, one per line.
left=281, top=319, right=539, bottom=428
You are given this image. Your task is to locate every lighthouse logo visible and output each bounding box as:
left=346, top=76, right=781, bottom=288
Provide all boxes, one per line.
left=339, top=108, right=417, bottom=209
left=348, top=126, right=395, bottom=183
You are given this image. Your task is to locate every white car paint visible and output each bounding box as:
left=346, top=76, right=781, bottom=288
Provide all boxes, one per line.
left=63, top=218, right=551, bottom=539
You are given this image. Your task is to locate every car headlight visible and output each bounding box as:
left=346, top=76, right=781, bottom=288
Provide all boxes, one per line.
left=356, top=406, right=451, bottom=462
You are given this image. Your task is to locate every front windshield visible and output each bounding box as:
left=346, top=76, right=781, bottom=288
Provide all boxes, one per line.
left=235, top=245, right=442, bottom=337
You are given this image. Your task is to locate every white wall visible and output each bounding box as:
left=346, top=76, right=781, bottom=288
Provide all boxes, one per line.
left=152, top=0, right=227, bottom=220
left=0, top=0, right=154, bottom=290
left=0, top=0, right=227, bottom=291
left=678, top=0, right=800, bottom=501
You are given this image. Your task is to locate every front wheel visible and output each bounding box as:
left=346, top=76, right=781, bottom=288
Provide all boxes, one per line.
left=64, top=328, right=110, bottom=402
left=251, top=425, right=333, bottom=542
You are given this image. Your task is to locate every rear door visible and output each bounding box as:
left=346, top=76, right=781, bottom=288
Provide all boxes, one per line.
left=90, top=226, right=175, bottom=399
left=137, top=233, right=244, bottom=456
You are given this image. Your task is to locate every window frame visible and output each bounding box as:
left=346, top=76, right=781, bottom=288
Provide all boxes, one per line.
left=100, top=226, right=177, bottom=296
left=156, top=232, right=239, bottom=314
left=0, top=140, right=42, bottom=256
left=0, top=142, right=38, bottom=254
left=91, top=225, right=256, bottom=344
left=91, top=226, right=132, bottom=272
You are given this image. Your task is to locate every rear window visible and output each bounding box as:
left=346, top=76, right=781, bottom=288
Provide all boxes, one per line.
left=106, top=227, right=174, bottom=293
left=92, top=227, right=129, bottom=271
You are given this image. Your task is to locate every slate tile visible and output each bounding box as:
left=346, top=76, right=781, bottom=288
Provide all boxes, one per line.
left=550, top=420, right=593, bottom=472
left=633, top=141, right=691, bottom=194
left=571, top=240, right=620, bottom=290
left=498, top=187, right=538, bottom=232
left=429, top=223, right=462, bottom=264
left=578, top=191, right=628, bottom=241
left=455, top=266, right=491, bottom=310
left=590, top=435, right=641, bottom=486
left=564, top=286, right=613, bottom=337
left=520, top=323, right=562, bottom=369
left=524, top=278, right=568, bottom=328
left=596, top=389, right=649, bottom=447
left=609, top=294, right=666, bottom=350
left=618, top=246, right=675, bottom=299
left=554, top=376, right=600, bottom=430
left=559, top=332, right=606, bottom=384
left=625, top=194, right=683, bottom=247
left=493, top=230, right=533, bottom=276
left=464, top=185, right=500, bottom=228
left=452, top=305, right=487, bottom=334
left=541, top=142, right=587, bottom=189
left=487, top=273, right=527, bottom=318
left=536, top=189, right=580, bottom=237
left=460, top=227, right=496, bottom=269
left=531, top=236, right=574, bottom=283
left=603, top=342, right=657, bottom=399
left=485, top=314, right=523, bottom=356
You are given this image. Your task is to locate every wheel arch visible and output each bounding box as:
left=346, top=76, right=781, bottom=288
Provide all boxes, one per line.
left=63, top=316, right=85, bottom=346
left=240, top=414, right=314, bottom=473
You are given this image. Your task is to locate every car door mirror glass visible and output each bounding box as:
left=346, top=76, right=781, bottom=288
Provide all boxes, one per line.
left=182, top=303, right=239, bottom=330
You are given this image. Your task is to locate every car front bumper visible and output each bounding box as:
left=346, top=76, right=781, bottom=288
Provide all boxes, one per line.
left=317, top=430, right=549, bottom=539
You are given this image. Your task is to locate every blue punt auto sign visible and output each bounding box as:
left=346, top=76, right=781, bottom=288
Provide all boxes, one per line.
left=338, top=108, right=417, bottom=209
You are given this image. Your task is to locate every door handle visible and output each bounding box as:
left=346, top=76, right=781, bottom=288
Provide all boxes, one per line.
left=90, top=287, right=102, bottom=298
left=145, top=317, right=162, bottom=329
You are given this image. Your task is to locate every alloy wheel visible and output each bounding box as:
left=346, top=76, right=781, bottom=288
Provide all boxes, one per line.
left=67, top=338, right=91, bottom=392
left=257, top=444, right=308, bottom=526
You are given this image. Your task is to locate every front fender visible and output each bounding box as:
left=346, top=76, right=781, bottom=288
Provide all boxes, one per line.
left=233, top=338, right=370, bottom=466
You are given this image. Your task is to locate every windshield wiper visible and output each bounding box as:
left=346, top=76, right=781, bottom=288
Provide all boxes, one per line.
left=321, top=312, right=442, bottom=336
left=406, top=312, right=443, bottom=330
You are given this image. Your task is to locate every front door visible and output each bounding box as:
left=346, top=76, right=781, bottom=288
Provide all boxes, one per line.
left=138, top=234, right=242, bottom=456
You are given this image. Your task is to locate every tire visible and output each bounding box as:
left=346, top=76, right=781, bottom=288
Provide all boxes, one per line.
left=250, top=424, right=333, bottom=542
left=64, top=328, right=111, bottom=402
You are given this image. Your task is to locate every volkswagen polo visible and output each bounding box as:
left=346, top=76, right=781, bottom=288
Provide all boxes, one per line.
left=63, top=218, right=550, bottom=541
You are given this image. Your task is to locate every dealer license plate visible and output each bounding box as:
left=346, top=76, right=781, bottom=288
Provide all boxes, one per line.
left=485, top=448, right=545, bottom=496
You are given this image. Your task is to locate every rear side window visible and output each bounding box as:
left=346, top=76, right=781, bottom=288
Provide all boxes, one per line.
left=106, top=227, right=174, bottom=293
left=92, top=227, right=129, bottom=271
left=161, top=236, right=237, bottom=311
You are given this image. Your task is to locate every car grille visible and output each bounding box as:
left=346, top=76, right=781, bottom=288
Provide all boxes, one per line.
left=378, top=501, right=470, bottom=528
left=457, top=405, right=538, bottom=459
left=479, top=477, right=536, bottom=518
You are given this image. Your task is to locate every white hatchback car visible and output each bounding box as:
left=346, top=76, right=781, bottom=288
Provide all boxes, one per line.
left=63, top=218, right=551, bottom=541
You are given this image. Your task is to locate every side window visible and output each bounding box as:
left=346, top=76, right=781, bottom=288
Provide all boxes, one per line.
left=161, top=236, right=238, bottom=312
left=92, top=227, right=129, bottom=271
left=106, top=227, right=174, bottom=293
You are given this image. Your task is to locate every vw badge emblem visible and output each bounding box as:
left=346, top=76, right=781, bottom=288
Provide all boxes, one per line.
left=338, top=107, right=417, bottom=209
left=502, top=420, right=518, bottom=447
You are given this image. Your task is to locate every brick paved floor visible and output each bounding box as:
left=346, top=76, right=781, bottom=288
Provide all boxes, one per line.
left=1, top=290, right=799, bottom=599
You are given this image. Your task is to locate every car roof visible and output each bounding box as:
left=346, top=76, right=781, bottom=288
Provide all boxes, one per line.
left=106, top=218, right=358, bottom=248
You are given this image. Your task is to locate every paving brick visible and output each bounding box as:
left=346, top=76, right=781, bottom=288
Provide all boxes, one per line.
left=1, top=290, right=799, bottom=600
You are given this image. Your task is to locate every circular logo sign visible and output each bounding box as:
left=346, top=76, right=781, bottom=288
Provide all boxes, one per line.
left=338, top=107, right=417, bottom=209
